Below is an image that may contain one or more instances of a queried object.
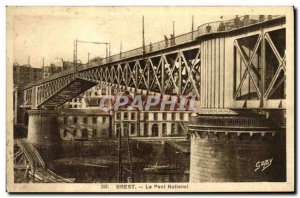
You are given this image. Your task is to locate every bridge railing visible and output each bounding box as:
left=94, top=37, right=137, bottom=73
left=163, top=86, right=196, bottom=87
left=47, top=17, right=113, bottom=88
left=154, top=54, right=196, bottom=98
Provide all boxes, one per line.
left=26, top=68, right=75, bottom=88
left=78, top=15, right=283, bottom=70
left=190, top=115, right=272, bottom=128
left=197, top=15, right=283, bottom=36
left=32, top=15, right=284, bottom=87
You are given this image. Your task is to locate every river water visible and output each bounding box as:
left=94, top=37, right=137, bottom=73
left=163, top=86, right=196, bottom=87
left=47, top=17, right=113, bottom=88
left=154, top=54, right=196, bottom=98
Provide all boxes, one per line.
left=47, top=141, right=190, bottom=183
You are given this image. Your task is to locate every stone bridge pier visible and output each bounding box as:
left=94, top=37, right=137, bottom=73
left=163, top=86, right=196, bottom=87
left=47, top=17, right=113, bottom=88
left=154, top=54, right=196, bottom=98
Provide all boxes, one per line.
left=188, top=112, right=286, bottom=182
left=27, top=109, right=62, bottom=160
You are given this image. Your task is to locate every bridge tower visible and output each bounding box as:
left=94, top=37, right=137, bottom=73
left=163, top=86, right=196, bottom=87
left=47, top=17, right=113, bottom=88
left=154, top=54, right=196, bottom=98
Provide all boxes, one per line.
left=189, top=17, right=287, bottom=182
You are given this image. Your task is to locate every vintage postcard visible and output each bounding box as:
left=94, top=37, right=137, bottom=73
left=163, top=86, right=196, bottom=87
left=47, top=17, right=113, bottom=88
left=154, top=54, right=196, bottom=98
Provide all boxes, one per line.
left=6, top=6, right=294, bottom=192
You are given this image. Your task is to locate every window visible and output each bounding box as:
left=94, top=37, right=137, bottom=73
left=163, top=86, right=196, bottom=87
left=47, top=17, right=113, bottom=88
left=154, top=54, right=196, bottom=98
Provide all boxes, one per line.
left=117, top=113, right=121, bottom=120
left=69, top=104, right=72, bottom=108
left=94, top=92, right=98, bottom=96
left=163, top=113, right=167, bottom=120
left=144, top=123, right=148, bottom=136
left=93, top=129, right=97, bottom=138
left=172, top=113, right=176, bottom=120
left=82, top=129, right=88, bottom=139
left=124, top=112, right=128, bottom=120
left=171, top=123, right=176, bottom=134
left=83, top=117, right=88, bottom=124
left=63, top=129, right=68, bottom=137
left=116, top=123, right=121, bottom=137
left=144, top=113, right=148, bottom=120
left=180, top=113, right=184, bottom=121
left=74, top=104, right=77, bottom=108
left=63, top=117, right=68, bottom=124
left=74, top=129, right=78, bottom=137
left=103, top=117, right=107, bottom=123
left=152, top=124, right=159, bottom=137
left=131, top=113, right=135, bottom=120
left=130, top=124, right=135, bottom=135
left=73, top=117, right=77, bottom=124
left=92, top=117, right=97, bottom=124
left=162, top=123, right=167, bottom=136
left=154, top=113, right=158, bottom=120
left=74, top=98, right=77, bottom=102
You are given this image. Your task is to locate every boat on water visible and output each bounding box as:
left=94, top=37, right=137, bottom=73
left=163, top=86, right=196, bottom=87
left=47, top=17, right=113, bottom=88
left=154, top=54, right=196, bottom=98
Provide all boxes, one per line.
left=143, top=163, right=183, bottom=174
left=183, top=170, right=190, bottom=174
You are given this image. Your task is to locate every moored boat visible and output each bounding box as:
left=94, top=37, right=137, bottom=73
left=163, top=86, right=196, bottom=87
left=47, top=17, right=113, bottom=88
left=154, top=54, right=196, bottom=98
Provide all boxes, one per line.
left=143, top=163, right=183, bottom=174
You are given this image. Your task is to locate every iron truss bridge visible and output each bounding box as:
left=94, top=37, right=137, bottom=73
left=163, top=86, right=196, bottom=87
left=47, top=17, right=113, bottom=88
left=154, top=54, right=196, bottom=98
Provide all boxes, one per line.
left=22, top=15, right=286, bottom=110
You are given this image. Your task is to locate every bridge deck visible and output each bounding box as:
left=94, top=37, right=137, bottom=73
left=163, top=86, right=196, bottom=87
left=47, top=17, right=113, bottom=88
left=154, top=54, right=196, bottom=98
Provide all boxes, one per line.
left=24, top=15, right=284, bottom=88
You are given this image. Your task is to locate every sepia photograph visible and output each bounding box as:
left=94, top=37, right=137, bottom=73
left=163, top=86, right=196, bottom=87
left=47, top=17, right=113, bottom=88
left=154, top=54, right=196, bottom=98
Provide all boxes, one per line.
left=6, top=6, right=294, bottom=192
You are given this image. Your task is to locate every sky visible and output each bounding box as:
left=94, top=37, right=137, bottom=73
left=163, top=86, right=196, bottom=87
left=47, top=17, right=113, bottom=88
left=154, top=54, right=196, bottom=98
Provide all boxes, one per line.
left=9, top=7, right=233, bottom=68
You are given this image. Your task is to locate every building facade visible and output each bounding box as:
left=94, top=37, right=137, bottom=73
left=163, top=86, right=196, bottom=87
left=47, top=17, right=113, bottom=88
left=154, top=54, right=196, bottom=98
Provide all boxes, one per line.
left=58, top=109, right=112, bottom=140
left=62, top=61, right=84, bottom=71
left=114, top=110, right=191, bottom=138
left=58, top=84, right=113, bottom=140
left=63, top=84, right=110, bottom=109
left=63, top=95, right=84, bottom=109
left=13, top=63, right=43, bottom=86
left=43, top=64, right=63, bottom=79
left=60, top=84, right=192, bottom=139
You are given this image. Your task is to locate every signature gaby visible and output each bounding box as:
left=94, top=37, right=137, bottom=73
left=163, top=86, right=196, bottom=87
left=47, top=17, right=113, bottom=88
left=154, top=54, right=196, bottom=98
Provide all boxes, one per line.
left=255, top=158, right=273, bottom=172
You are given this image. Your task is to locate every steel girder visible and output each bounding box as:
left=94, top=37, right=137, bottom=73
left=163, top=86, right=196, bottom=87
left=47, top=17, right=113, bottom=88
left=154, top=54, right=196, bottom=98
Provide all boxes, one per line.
left=233, top=27, right=286, bottom=102
left=23, top=46, right=201, bottom=108
left=79, top=46, right=201, bottom=98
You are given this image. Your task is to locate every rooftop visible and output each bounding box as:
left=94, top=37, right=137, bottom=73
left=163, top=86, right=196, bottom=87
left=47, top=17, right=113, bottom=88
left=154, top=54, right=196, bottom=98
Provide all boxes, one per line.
left=60, top=108, right=110, bottom=115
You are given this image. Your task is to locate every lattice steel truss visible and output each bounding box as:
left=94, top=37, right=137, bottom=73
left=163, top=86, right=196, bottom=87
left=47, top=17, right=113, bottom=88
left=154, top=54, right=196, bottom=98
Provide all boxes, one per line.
left=234, top=27, right=286, bottom=101
left=24, top=46, right=201, bottom=109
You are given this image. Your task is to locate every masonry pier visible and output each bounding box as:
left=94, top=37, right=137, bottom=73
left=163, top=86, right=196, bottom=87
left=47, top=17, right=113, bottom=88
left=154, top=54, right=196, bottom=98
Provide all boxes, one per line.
left=27, top=109, right=62, bottom=159
left=189, top=111, right=286, bottom=182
